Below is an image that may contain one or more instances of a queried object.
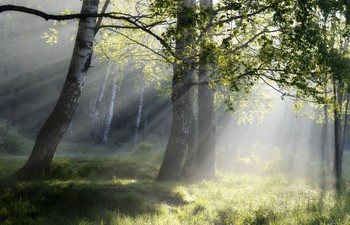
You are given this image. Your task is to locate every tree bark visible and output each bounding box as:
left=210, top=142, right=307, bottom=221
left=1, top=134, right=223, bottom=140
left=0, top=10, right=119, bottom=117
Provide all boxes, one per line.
left=15, top=0, right=99, bottom=179
left=157, top=65, right=196, bottom=181
left=193, top=0, right=216, bottom=179
left=157, top=0, right=197, bottom=181
left=194, top=57, right=216, bottom=179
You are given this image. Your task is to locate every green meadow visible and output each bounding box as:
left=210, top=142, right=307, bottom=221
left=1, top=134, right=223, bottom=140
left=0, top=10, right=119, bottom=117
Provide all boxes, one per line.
left=1, top=149, right=349, bottom=225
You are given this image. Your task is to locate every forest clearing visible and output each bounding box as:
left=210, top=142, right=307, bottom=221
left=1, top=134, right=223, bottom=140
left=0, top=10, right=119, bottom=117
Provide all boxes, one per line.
left=1, top=0, right=350, bottom=224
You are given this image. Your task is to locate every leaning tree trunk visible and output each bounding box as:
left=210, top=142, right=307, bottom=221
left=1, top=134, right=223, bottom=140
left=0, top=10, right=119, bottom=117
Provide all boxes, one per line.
left=15, top=0, right=99, bottom=178
left=157, top=0, right=197, bottom=181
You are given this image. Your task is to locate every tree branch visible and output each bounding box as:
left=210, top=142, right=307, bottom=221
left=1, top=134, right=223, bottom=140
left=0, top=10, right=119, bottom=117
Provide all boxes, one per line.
left=103, top=27, right=167, bottom=60
left=211, top=6, right=271, bottom=27
left=0, top=4, right=153, bottom=21
left=0, top=4, right=174, bottom=57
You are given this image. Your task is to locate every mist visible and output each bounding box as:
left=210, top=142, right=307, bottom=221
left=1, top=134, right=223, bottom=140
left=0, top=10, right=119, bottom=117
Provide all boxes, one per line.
left=216, top=87, right=337, bottom=183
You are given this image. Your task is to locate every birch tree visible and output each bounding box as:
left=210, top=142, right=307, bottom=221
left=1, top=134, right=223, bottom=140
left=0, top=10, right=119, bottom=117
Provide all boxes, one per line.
left=90, top=61, right=111, bottom=143
left=102, top=73, right=117, bottom=143
left=15, top=0, right=99, bottom=178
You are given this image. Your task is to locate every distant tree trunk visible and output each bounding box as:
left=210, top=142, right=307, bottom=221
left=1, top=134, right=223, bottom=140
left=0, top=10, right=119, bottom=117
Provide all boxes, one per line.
left=333, top=80, right=343, bottom=190
left=15, top=0, right=99, bottom=178
left=102, top=74, right=117, bottom=144
left=191, top=0, right=216, bottom=180
left=321, top=83, right=330, bottom=172
left=134, top=76, right=145, bottom=146
left=157, top=0, right=196, bottom=181
left=341, top=91, right=349, bottom=152
left=91, top=62, right=111, bottom=143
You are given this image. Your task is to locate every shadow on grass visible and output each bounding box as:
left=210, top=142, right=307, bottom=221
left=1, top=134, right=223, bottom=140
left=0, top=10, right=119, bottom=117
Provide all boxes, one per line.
left=0, top=179, right=187, bottom=225
left=0, top=154, right=185, bottom=225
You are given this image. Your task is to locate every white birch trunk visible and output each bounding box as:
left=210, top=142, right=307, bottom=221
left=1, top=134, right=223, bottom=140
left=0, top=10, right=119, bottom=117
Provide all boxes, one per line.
left=102, top=74, right=117, bottom=144
left=134, top=77, right=145, bottom=145
left=91, top=62, right=111, bottom=143
left=16, top=0, right=99, bottom=178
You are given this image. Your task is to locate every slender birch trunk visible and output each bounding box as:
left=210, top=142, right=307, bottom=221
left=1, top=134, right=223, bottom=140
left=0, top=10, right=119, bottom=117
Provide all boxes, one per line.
left=16, top=0, right=99, bottom=178
left=102, top=74, right=117, bottom=144
left=91, top=62, right=111, bottom=143
left=134, top=76, right=145, bottom=146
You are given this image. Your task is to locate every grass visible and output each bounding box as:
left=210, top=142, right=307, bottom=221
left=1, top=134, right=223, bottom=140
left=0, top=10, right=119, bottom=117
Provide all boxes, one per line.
left=0, top=150, right=350, bottom=225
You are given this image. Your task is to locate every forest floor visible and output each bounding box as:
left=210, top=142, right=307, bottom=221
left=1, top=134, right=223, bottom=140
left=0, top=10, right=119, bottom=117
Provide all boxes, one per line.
left=0, top=148, right=350, bottom=225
